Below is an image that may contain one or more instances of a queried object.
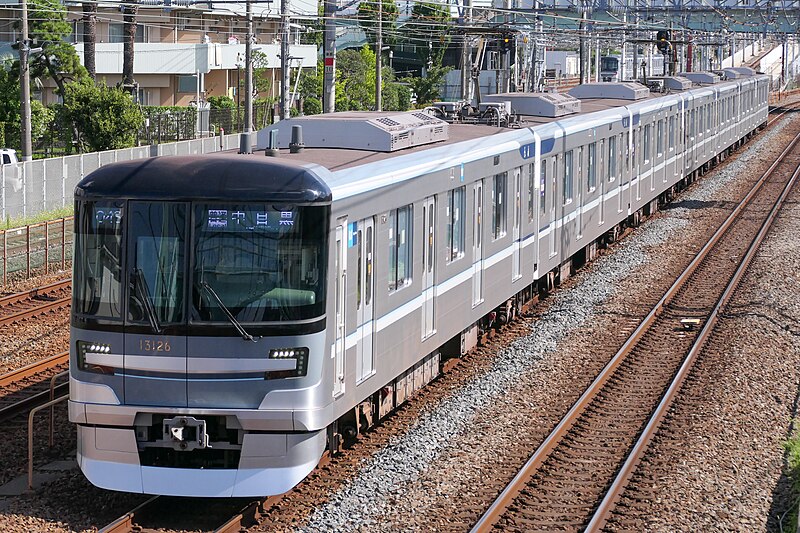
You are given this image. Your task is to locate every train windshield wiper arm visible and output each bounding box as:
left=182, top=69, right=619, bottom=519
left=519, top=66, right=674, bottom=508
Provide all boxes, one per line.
left=199, top=281, right=256, bottom=342
left=134, top=268, right=162, bottom=334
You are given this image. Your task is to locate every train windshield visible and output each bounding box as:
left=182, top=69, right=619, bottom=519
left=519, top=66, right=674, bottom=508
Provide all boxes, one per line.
left=601, top=57, right=619, bottom=72
left=73, top=201, right=125, bottom=320
left=191, top=204, right=327, bottom=323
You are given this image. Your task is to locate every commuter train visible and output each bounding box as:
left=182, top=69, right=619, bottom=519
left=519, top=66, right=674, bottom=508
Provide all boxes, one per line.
left=69, top=70, right=770, bottom=497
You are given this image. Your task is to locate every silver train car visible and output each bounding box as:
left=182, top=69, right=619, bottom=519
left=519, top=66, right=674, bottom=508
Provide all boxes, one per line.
left=69, top=73, right=770, bottom=497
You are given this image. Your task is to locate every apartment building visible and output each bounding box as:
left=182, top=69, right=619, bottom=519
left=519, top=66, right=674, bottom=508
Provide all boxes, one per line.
left=0, top=0, right=318, bottom=106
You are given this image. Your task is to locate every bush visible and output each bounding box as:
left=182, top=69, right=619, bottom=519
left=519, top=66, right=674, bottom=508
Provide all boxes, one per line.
left=208, top=95, right=235, bottom=109
left=61, top=80, right=144, bottom=151
left=302, top=97, right=322, bottom=116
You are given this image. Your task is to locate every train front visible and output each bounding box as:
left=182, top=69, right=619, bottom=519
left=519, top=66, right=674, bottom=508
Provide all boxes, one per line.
left=68, top=156, right=333, bottom=497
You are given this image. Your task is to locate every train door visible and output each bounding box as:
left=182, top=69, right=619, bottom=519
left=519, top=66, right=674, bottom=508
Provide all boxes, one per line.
left=472, top=181, right=484, bottom=306
left=549, top=157, right=557, bottom=257
left=599, top=139, right=605, bottom=225
left=576, top=148, right=583, bottom=239
left=421, top=197, right=436, bottom=339
left=333, top=222, right=346, bottom=397
left=512, top=167, right=522, bottom=281
left=355, top=218, right=374, bottom=382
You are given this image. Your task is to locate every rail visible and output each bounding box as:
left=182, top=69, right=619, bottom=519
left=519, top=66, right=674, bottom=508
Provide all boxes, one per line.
left=472, top=125, right=800, bottom=532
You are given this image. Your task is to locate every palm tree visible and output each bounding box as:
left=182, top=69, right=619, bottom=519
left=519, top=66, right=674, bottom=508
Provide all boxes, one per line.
left=122, top=0, right=138, bottom=97
left=83, top=1, right=96, bottom=79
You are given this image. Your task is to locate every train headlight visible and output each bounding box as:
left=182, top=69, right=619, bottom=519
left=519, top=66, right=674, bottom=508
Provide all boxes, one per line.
left=76, top=340, right=115, bottom=374
left=266, top=347, right=309, bottom=379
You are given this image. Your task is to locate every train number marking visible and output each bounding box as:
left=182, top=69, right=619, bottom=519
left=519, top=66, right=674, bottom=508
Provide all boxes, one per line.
left=139, top=339, right=171, bottom=352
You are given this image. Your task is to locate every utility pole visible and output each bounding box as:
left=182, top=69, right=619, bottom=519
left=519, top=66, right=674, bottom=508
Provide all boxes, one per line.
left=240, top=0, right=254, bottom=153
left=375, top=0, right=382, bottom=111
left=281, top=0, right=290, bottom=120
left=323, top=0, right=336, bottom=113
left=460, top=0, right=472, bottom=101
left=19, top=0, right=32, bottom=162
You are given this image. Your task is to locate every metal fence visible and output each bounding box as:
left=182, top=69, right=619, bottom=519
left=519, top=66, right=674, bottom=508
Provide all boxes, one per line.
left=0, top=133, right=243, bottom=222
left=0, top=217, right=73, bottom=285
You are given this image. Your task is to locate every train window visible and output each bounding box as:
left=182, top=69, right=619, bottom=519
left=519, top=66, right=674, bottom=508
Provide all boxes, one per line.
left=540, top=161, right=547, bottom=214
left=643, top=125, right=651, bottom=164
left=73, top=200, right=125, bottom=320
left=128, top=202, right=186, bottom=325
left=623, top=133, right=629, bottom=172
left=608, top=136, right=616, bottom=182
left=492, top=172, right=507, bottom=239
left=356, top=228, right=362, bottom=309
left=551, top=159, right=557, bottom=213
left=587, top=142, right=596, bottom=191
left=527, top=164, right=535, bottom=222
left=365, top=226, right=373, bottom=306
left=388, top=205, right=413, bottom=291
left=192, top=203, right=328, bottom=322
left=668, top=116, right=675, bottom=150
left=447, top=187, right=466, bottom=262
left=657, top=120, right=664, bottom=157
left=563, top=150, right=573, bottom=205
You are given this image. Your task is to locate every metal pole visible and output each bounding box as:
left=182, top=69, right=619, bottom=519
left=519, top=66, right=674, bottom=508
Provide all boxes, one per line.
left=19, top=0, right=33, bottom=162
left=375, top=0, right=382, bottom=111
left=323, top=0, right=336, bottom=113
left=280, top=0, right=290, bottom=120
left=240, top=0, right=254, bottom=153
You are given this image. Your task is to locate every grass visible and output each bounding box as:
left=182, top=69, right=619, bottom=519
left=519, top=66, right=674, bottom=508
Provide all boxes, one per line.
left=781, top=429, right=800, bottom=532
left=2, top=206, right=74, bottom=231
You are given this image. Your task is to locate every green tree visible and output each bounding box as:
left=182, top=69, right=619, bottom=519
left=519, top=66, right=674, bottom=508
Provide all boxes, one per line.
left=335, top=47, right=376, bottom=111
left=357, top=0, right=399, bottom=46
left=408, top=2, right=452, bottom=67
left=0, top=60, right=51, bottom=151
left=27, top=0, right=88, bottom=94
left=403, top=64, right=451, bottom=106
left=61, top=80, right=144, bottom=152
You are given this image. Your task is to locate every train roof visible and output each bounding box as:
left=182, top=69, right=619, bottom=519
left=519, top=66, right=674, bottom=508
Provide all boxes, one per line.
left=75, top=154, right=333, bottom=203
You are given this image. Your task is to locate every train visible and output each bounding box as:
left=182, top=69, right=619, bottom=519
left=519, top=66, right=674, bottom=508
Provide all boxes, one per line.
left=69, top=70, right=770, bottom=497
left=600, top=54, right=666, bottom=82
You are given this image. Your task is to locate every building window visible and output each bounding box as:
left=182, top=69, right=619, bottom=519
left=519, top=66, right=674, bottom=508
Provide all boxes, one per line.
left=588, top=142, right=596, bottom=191
left=388, top=205, right=413, bottom=291
left=447, top=187, right=465, bottom=262
left=492, top=172, right=507, bottom=239
left=177, top=75, right=198, bottom=93
left=109, top=23, right=146, bottom=44
left=563, top=150, right=573, bottom=204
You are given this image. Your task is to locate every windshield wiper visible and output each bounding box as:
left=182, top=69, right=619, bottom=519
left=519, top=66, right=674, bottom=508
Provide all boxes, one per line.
left=134, top=268, right=162, bottom=334
left=199, top=281, right=256, bottom=342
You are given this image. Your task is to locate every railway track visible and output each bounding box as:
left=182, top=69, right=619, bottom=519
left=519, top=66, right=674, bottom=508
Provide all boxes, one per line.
left=0, top=278, right=71, bottom=326
left=471, top=114, right=800, bottom=531
left=0, top=351, right=70, bottom=422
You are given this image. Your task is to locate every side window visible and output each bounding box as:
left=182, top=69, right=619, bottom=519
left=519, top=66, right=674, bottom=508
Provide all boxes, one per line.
left=668, top=116, right=675, bottom=150
left=446, top=187, right=465, bottom=262
left=563, top=150, right=573, bottom=205
left=540, top=160, right=547, bottom=214
left=608, top=136, right=616, bottom=182
left=624, top=132, right=629, bottom=172
left=527, top=163, right=535, bottom=222
left=643, top=124, right=651, bottom=164
left=587, top=142, right=596, bottom=191
left=388, top=205, right=412, bottom=292
left=2, top=154, right=9, bottom=165
left=492, top=172, right=507, bottom=239
left=657, top=119, right=664, bottom=157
